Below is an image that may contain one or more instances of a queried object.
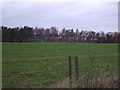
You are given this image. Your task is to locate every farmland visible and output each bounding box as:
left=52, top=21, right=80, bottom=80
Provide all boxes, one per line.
left=2, top=42, right=118, bottom=88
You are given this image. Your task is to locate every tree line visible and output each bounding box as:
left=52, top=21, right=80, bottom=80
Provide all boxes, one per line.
left=2, top=26, right=120, bottom=43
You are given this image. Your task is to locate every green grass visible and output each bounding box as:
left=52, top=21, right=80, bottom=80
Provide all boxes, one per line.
left=2, top=42, right=118, bottom=88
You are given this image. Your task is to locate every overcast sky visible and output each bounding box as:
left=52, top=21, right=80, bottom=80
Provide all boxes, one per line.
left=2, top=0, right=119, bottom=32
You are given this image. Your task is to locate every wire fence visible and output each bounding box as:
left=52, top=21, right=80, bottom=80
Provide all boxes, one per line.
left=2, top=56, right=118, bottom=88
left=3, top=58, right=69, bottom=87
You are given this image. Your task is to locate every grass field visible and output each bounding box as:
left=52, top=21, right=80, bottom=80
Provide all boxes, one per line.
left=2, top=42, right=118, bottom=88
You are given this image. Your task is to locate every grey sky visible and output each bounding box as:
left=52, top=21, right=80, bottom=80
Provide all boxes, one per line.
left=2, top=0, right=118, bottom=32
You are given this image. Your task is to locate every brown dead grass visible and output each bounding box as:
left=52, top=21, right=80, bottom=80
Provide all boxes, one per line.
left=49, top=76, right=118, bottom=88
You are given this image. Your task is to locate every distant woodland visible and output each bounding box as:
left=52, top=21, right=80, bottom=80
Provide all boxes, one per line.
left=2, top=26, right=120, bottom=43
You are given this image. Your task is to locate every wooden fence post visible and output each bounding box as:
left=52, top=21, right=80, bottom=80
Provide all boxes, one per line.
left=69, top=56, right=72, bottom=85
left=75, top=56, right=79, bottom=81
